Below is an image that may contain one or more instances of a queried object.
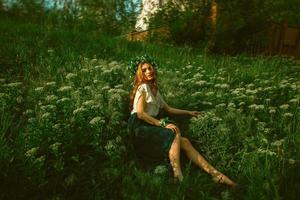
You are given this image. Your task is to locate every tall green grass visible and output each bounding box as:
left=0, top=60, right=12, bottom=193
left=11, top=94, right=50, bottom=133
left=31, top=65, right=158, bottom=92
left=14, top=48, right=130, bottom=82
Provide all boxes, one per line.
left=0, top=17, right=300, bottom=199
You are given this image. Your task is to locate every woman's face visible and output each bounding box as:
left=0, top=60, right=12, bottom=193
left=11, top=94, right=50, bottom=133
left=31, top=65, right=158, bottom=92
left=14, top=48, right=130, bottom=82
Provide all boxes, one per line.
left=141, top=63, right=155, bottom=81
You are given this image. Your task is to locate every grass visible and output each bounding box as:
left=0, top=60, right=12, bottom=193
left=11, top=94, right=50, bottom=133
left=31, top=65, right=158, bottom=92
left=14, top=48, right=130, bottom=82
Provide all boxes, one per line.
left=0, top=17, right=300, bottom=200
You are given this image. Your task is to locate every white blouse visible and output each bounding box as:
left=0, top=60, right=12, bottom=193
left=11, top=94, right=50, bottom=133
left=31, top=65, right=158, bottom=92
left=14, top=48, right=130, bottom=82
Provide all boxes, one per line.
left=131, top=83, right=166, bottom=117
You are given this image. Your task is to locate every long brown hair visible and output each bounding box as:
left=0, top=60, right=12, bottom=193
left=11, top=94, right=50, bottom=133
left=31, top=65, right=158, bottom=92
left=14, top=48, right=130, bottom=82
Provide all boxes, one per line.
left=129, top=61, right=158, bottom=111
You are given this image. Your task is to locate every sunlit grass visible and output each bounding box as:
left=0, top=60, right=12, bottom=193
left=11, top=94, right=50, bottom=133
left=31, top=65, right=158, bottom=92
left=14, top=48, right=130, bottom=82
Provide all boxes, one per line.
left=1, top=17, right=300, bottom=199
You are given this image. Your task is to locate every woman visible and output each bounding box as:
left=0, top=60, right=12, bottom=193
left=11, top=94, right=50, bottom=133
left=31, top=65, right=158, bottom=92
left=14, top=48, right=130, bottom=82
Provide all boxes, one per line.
left=127, top=55, right=236, bottom=187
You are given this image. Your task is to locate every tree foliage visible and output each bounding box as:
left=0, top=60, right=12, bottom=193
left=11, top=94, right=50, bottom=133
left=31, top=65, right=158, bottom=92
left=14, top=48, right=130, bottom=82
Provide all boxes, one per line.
left=210, top=0, right=300, bottom=53
left=148, top=0, right=300, bottom=52
left=149, top=0, right=213, bottom=45
left=1, top=0, right=140, bottom=35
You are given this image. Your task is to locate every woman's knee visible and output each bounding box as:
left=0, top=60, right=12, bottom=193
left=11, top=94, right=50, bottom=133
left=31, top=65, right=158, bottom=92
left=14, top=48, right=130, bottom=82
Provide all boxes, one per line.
left=174, top=125, right=181, bottom=136
left=180, top=137, right=191, bottom=149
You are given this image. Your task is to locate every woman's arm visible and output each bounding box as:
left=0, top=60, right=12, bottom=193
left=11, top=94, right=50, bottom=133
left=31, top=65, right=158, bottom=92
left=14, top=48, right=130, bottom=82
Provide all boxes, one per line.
left=136, top=92, right=183, bottom=133
left=163, top=103, right=201, bottom=117
left=136, top=91, right=161, bottom=126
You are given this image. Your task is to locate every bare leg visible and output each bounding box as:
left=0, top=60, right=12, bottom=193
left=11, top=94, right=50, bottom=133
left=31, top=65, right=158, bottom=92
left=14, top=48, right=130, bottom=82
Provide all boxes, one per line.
left=180, top=137, right=236, bottom=187
left=168, top=130, right=183, bottom=182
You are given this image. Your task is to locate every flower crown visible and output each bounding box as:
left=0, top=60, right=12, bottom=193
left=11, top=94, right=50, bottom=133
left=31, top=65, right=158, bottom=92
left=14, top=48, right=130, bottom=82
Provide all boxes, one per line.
left=128, top=54, right=157, bottom=75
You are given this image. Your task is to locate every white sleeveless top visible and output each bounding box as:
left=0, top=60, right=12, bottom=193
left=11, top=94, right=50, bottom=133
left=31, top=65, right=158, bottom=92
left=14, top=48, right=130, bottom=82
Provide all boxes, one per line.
left=131, top=83, right=166, bottom=117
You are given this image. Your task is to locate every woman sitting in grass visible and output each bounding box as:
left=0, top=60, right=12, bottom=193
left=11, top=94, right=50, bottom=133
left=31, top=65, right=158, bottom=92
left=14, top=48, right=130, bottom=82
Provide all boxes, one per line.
left=127, top=55, right=236, bottom=187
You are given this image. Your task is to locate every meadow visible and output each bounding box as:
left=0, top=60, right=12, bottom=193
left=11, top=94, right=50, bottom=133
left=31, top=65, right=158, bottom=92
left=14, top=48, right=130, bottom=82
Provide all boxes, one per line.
left=1, top=17, right=300, bottom=200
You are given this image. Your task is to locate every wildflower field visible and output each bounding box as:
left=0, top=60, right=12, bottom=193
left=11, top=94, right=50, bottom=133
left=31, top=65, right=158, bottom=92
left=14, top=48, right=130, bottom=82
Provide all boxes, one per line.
left=1, top=18, right=300, bottom=200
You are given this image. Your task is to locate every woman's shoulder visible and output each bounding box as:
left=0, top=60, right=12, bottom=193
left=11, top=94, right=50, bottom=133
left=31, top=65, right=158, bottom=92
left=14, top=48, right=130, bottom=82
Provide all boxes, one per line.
left=138, top=83, right=150, bottom=91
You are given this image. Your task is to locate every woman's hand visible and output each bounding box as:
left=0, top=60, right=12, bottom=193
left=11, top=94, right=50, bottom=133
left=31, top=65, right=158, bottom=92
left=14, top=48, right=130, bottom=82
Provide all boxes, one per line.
left=188, top=111, right=201, bottom=117
left=165, top=123, right=179, bottom=133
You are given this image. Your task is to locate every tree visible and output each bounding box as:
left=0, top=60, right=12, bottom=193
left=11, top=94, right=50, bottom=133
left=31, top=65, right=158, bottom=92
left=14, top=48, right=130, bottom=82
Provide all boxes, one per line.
left=76, top=0, right=140, bottom=35
left=149, top=0, right=214, bottom=45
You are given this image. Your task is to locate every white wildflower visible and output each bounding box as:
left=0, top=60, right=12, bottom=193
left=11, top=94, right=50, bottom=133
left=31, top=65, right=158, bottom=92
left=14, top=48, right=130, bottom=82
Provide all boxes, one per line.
left=231, top=89, right=240, bottom=95
left=167, top=92, right=175, bottom=98
left=265, top=98, right=271, bottom=103
left=246, top=89, right=257, bottom=95
left=289, top=98, right=299, bottom=104
left=195, top=80, right=207, bottom=86
left=102, top=86, right=110, bottom=91
left=58, top=86, right=72, bottom=92
left=56, top=97, right=71, bottom=104
left=45, top=95, right=58, bottom=103
left=66, top=73, right=77, bottom=80
left=115, top=136, right=122, bottom=143
left=52, top=123, right=61, bottom=130
left=263, top=87, right=273, bottom=92
left=288, top=159, right=296, bottom=165
left=216, top=77, right=226, bottom=82
left=16, top=96, right=24, bottom=103
left=257, top=121, right=266, bottom=130
left=264, top=128, right=271, bottom=134
left=23, top=109, right=33, bottom=115
left=257, top=148, right=276, bottom=156
left=249, top=104, right=258, bottom=110
left=269, top=109, right=276, bottom=114
left=25, top=147, right=39, bottom=157
left=261, top=138, right=268, bottom=144
left=34, top=87, right=44, bottom=92
left=193, top=73, right=203, bottom=79
left=46, top=81, right=56, bottom=87
left=263, top=80, right=270, bottom=85
left=283, top=113, right=293, bottom=118
left=105, top=140, right=115, bottom=151
left=214, top=83, right=220, bottom=88
left=279, top=104, right=289, bottom=110
left=94, top=65, right=102, bottom=70
left=228, top=102, right=236, bottom=108
left=73, top=107, right=87, bottom=115
left=41, top=112, right=51, bottom=119
left=6, top=82, right=22, bottom=88
left=238, top=102, right=245, bottom=106
left=84, top=86, right=91, bottom=91
left=205, top=91, right=215, bottom=96
left=108, top=61, right=119, bottom=68
left=249, top=104, right=264, bottom=110
left=290, top=84, right=297, bottom=90
left=28, top=117, right=36, bottom=123
left=91, top=58, right=98, bottom=64
left=246, top=83, right=255, bottom=89
left=185, top=65, right=193, bottom=69
left=115, top=84, right=123, bottom=89
left=89, top=116, right=105, bottom=126
left=40, top=105, right=56, bottom=112
left=0, top=93, right=9, bottom=99
left=201, top=101, right=213, bottom=106
left=154, top=165, right=168, bottom=175
left=216, top=103, right=226, bottom=108
left=81, top=68, right=89, bottom=73
left=256, top=105, right=265, bottom=110
left=36, top=155, right=46, bottom=163
left=49, top=142, right=62, bottom=152
left=219, top=84, right=229, bottom=89
left=271, top=139, right=284, bottom=147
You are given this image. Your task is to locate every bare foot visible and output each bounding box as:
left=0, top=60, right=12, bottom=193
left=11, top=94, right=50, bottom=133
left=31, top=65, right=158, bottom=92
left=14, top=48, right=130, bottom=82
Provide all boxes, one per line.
left=175, top=173, right=183, bottom=182
left=212, top=173, right=237, bottom=187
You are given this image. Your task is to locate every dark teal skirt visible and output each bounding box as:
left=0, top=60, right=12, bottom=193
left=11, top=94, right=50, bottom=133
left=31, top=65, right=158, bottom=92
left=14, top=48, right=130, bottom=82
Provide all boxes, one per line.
left=128, top=113, right=175, bottom=164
